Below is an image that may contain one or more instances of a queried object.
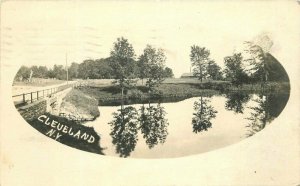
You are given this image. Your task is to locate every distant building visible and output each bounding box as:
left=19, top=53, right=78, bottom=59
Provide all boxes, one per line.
left=180, top=73, right=197, bottom=78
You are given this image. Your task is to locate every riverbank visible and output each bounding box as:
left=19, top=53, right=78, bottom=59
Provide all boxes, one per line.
left=59, top=89, right=100, bottom=122
left=75, top=81, right=290, bottom=106
left=76, top=83, right=220, bottom=105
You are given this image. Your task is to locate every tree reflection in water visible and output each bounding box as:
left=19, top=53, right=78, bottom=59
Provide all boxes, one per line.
left=139, top=103, right=169, bottom=149
left=109, top=100, right=169, bottom=157
left=192, top=96, right=218, bottom=133
left=225, top=92, right=251, bottom=114
left=109, top=106, right=139, bottom=158
left=245, top=93, right=289, bottom=137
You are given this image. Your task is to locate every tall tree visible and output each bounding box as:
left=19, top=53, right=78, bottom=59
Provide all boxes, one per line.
left=68, top=62, right=79, bottom=80
left=137, top=54, right=149, bottom=85
left=109, top=37, right=136, bottom=100
left=206, top=60, right=222, bottom=80
left=78, top=59, right=94, bottom=79
left=190, top=45, right=210, bottom=82
left=95, top=58, right=114, bottom=79
left=224, top=53, right=249, bottom=86
left=139, top=45, right=166, bottom=92
left=36, top=66, right=48, bottom=78
left=52, top=65, right=67, bottom=80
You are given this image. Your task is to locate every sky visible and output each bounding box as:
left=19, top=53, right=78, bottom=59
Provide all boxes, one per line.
left=0, top=1, right=297, bottom=77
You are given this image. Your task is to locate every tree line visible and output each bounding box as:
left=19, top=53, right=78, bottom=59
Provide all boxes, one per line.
left=15, top=37, right=288, bottom=87
left=190, top=41, right=289, bottom=86
left=15, top=48, right=174, bottom=82
left=15, top=58, right=174, bottom=82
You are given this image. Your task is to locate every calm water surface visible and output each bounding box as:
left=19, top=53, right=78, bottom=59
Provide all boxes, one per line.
left=85, top=93, right=289, bottom=158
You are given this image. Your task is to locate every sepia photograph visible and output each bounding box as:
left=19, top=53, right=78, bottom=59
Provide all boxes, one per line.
left=12, top=34, right=290, bottom=158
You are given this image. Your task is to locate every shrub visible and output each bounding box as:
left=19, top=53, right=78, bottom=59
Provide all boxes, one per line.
left=150, top=89, right=163, bottom=99
left=128, top=89, right=143, bottom=100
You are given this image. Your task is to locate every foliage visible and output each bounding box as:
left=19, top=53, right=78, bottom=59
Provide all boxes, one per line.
left=192, top=97, right=217, bottom=133
left=245, top=93, right=289, bottom=137
left=14, top=37, right=175, bottom=83
left=108, top=102, right=169, bottom=157
left=245, top=95, right=271, bottom=137
left=68, top=62, right=79, bottom=79
left=243, top=42, right=268, bottom=83
left=14, top=66, right=31, bottom=81
left=138, top=104, right=169, bottom=149
left=77, top=58, right=114, bottom=79
left=110, top=37, right=136, bottom=79
left=31, top=66, right=48, bottom=78
left=109, top=106, right=139, bottom=157
left=109, top=37, right=137, bottom=97
left=137, top=53, right=149, bottom=84
left=149, top=89, right=163, bottom=99
left=127, top=89, right=143, bottom=100
left=163, top=67, right=174, bottom=78
left=242, top=40, right=289, bottom=84
left=50, top=65, right=67, bottom=80
left=206, top=60, right=223, bottom=80
left=190, top=45, right=210, bottom=82
left=225, top=92, right=251, bottom=114
left=223, top=53, right=249, bottom=86
left=139, top=45, right=167, bottom=91
left=77, top=59, right=93, bottom=79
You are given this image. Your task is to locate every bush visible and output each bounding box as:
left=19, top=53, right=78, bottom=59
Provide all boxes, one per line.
left=150, top=89, right=163, bottom=99
left=127, top=89, right=143, bottom=100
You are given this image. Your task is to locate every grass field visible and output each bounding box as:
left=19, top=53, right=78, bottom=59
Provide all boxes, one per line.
left=13, top=78, right=67, bottom=87
left=76, top=78, right=228, bottom=87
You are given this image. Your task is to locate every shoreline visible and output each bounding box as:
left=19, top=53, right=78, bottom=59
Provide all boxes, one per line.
left=58, top=89, right=100, bottom=122
left=16, top=80, right=290, bottom=122
left=75, top=81, right=290, bottom=106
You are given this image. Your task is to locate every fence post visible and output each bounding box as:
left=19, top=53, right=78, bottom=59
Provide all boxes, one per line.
left=37, top=91, right=39, bottom=100
left=31, top=92, right=33, bottom=103
left=23, top=94, right=25, bottom=103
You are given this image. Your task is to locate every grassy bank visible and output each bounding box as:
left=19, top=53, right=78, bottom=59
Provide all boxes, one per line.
left=75, top=80, right=290, bottom=106
left=60, top=89, right=100, bottom=121
left=77, top=83, right=221, bottom=106
left=77, top=78, right=290, bottom=92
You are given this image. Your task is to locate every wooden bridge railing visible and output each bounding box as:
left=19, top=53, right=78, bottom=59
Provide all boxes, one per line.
left=13, top=82, right=78, bottom=107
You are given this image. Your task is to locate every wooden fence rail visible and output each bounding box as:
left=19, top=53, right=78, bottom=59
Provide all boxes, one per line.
left=12, top=83, right=78, bottom=107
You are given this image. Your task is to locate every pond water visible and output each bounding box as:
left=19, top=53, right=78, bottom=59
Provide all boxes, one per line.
left=84, top=92, right=289, bottom=158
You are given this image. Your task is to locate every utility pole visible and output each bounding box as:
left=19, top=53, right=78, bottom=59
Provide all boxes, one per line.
left=66, top=52, right=68, bottom=85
